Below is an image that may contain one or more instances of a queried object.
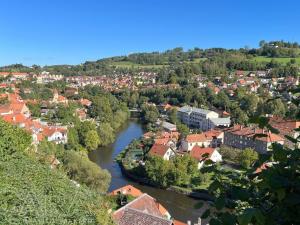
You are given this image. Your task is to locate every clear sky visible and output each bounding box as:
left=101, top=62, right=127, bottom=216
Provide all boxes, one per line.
left=1, top=0, right=299, bottom=66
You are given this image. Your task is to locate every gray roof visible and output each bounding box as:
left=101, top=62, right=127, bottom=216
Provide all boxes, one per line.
left=178, top=106, right=213, bottom=115
left=162, top=121, right=176, bottom=129
left=118, top=208, right=172, bottom=225
left=209, top=117, right=231, bottom=125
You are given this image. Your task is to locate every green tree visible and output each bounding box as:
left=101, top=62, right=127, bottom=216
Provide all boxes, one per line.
left=0, top=119, right=32, bottom=157
left=177, top=123, right=190, bottom=137
left=168, top=108, right=178, bottom=124
left=266, top=98, right=287, bottom=116
left=202, top=108, right=300, bottom=224
left=145, top=156, right=174, bottom=188
left=97, top=123, right=115, bottom=146
left=62, top=151, right=111, bottom=193
left=85, top=130, right=100, bottom=151
left=172, top=155, right=198, bottom=186
left=239, top=148, right=259, bottom=169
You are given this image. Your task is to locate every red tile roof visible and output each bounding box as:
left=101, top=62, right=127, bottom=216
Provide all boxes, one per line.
left=173, top=220, right=187, bottom=225
left=190, top=146, right=215, bottom=161
left=113, top=194, right=167, bottom=221
left=225, top=125, right=285, bottom=143
left=110, top=185, right=143, bottom=198
left=149, top=144, right=170, bottom=157
left=186, top=134, right=209, bottom=143
left=154, top=138, right=171, bottom=145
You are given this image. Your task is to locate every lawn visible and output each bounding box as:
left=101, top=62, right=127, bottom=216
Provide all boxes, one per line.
left=252, top=56, right=300, bottom=65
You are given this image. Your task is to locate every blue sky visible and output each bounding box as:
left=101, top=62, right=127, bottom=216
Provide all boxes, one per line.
left=0, top=0, right=299, bottom=66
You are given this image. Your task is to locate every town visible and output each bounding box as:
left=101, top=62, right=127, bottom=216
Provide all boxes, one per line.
left=0, top=42, right=300, bottom=224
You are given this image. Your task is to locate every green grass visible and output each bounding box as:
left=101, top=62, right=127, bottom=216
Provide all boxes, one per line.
left=252, top=56, right=300, bottom=65
left=110, top=61, right=167, bottom=69
left=109, top=57, right=207, bottom=69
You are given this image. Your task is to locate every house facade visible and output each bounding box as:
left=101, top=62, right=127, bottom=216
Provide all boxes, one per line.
left=177, top=106, right=230, bottom=131
left=181, top=130, right=224, bottom=151
left=190, top=146, right=222, bottom=169
left=149, top=144, right=175, bottom=160
left=224, top=125, right=285, bottom=154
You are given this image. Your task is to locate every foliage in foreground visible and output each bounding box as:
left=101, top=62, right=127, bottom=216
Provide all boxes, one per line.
left=0, top=119, right=114, bottom=224
left=0, top=153, right=113, bottom=224
left=202, top=114, right=300, bottom=224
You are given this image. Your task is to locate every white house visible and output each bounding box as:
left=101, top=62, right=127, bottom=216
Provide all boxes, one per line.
left=181, top=130, right=224, bottom=152
left=190, top=146, right=222, bottom=169
left=43, top=127, right=68, bottom=144
left=149, top=144, right=175, bottom=160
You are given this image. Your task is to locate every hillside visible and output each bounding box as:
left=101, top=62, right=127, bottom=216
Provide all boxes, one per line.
left=0, top=119, right=114, bottom=224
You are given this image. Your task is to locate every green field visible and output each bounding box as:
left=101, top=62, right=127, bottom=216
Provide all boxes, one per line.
left=110, top=57, right=207, bottom=69
left=110, top=61, right=168, bottom=69
left=252, top=56, right=300, bottom=65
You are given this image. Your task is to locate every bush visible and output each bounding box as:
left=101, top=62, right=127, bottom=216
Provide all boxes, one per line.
left=62, top=151, right=111, bottom=193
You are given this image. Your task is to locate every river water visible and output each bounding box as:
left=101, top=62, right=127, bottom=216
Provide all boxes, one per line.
left=89, top=120, right=208, bottom=224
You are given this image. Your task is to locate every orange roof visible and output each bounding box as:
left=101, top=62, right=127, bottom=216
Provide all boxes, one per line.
left=190, top=146, right=215, bottom=161
left=202, top=129, right=223, bottom=139
left=222, top=111, right=230, bottom=116
left=149, top=144, right=170, bottom=157
left=79, top=98, right=92, bottom=107
left=0, top=93, right=7, bottom=99
left=163, top=103, right=172, bottom=110
left=154, top=138, right=171, bottom=145
left=186, top=133, right=211, bottom=143
left=9, top=103, right=26, bottom=113
left=173, top=219, right=187, bottom=225
left=254, top=162, right=273, bottom=174
left=157, top=203, right=168, bottom=216
left=110, top=185, right=143, bottom=198
left=42, top=127, right=67, bottom=137
left=0, top=105, right=11, bottom=114
left=269, top=116, right=300, bottom=137
left=225, top=125, right=285, bottom=143
left=0, top=72, right=10, bottom=77
left=58, top=95, right=67, bottom=101
left=2, top=113, right=27, bottom=124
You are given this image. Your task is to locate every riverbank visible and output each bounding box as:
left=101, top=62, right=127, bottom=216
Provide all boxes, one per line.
left=118, top=161, right=214, bottom=201
left=89, top=120, right=210, bottom=223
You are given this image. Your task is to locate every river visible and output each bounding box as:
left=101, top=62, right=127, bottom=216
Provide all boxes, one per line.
left=89, top=120, right=208, bottom=224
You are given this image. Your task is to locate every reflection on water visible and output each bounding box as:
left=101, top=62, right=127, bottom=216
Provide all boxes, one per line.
left=89, top=120, right=208, bottom=223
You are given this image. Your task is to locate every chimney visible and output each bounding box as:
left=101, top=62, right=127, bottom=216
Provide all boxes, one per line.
left=187, top=221, right=191, bottom=225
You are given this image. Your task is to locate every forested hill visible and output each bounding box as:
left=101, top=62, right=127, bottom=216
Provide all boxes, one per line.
left=1, top=40, right=300, bottom=77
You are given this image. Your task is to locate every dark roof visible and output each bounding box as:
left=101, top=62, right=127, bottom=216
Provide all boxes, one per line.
left=118, top=208, right=172, bottom=225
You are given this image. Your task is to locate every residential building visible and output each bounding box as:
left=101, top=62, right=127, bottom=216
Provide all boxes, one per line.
left=42, top=127, right=68, bottom=144
left=51, top=89, right=68, bottom=105
left=224, top=125, right=285, bottom=154
left=190, top=146, right=222, bottom=169
left=177, top=106, right=230, bottom=131
left=113, top=193, right=172, bottom=224
left=149, top=144, right=175, bottom=160
left=268, top=116, right=300, bottom=147
left=110, top=185, right=143, bottom=198
left=181, top=130, right=224, bottom=151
